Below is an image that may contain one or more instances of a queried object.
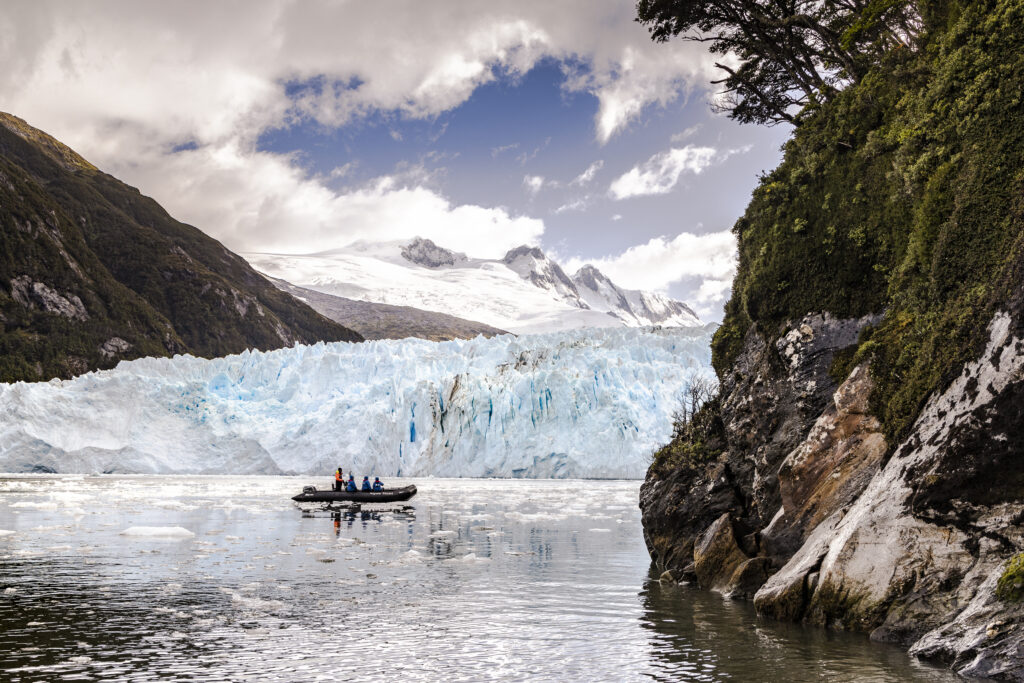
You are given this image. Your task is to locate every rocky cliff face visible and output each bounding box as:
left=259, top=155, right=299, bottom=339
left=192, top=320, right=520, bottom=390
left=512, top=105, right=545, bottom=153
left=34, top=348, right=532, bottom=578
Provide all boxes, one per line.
left=641, top=303, right=1024, bottom=679
left=640, top=3, right=1024, bottom=678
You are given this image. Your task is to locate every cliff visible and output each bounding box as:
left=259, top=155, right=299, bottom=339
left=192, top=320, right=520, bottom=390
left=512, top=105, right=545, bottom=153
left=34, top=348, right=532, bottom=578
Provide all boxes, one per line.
left=0, top=113, right=362, bottom=382
left=640, top=2, right=1024, bottom=678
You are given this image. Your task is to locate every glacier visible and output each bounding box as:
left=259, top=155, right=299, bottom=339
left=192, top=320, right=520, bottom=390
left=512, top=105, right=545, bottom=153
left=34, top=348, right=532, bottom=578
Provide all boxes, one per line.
left=0, top=325, right=716, bottom=478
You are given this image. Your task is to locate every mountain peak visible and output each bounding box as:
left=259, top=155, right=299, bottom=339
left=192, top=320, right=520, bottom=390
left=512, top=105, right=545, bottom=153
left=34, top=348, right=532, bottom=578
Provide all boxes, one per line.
left=502, top=245, right=546, bottom=263
left=400, top=237, right=465, bottom=268
left=501, top=244, right=582, bottom=307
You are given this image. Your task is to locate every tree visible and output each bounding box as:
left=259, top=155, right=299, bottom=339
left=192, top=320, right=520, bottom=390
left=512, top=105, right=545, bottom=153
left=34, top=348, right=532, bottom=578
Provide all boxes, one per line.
left=636, top=0, right=924, bottom=125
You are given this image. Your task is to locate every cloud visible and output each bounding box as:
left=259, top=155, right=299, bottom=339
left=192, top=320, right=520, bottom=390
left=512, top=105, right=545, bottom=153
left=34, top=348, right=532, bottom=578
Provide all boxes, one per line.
left=608, top=145, right=718, bottom=200
left=565, top=229, right=736, bottom=293
left=0, top=0, right=721, bottom=255
left=671, top=124, right=702, bottom=143
left=117, top=142, right=543, bottom=259
left=523, top=174, right=545, bottom=196
left=491, top=143, right=520, bottom=157
left=570, top=159, right=604, bottom=186
left=554, top=196, right=591, bottom=214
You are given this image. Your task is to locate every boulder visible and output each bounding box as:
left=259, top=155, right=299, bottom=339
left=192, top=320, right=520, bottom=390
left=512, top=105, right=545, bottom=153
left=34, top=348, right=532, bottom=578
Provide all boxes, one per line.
left=693, top=513, right=750, bottom=592
left=725, top=557, right=771, bottom=600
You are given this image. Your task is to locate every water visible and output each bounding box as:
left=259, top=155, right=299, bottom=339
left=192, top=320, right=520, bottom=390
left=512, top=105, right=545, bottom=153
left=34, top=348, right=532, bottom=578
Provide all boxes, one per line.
left=0, top=476, right=955, bottom=682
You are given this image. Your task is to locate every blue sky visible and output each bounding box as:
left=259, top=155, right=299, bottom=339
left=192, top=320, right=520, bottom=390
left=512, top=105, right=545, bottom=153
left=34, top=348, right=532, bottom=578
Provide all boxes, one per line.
left=1, top=0, right=791, bottom=318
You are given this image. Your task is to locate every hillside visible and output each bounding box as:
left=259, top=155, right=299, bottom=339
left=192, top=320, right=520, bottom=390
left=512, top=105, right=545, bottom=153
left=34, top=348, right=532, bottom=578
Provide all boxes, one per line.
left=0, top=113, right=362, bottom=382
left=268, top=277, right=508, bottom=341
left=640, top=1, right=1024, bottom=678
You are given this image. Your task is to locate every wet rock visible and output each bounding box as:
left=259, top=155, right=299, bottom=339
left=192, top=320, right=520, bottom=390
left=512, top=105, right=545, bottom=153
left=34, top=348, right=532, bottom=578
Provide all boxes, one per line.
left=693, top=513, right=749, bottom=592
left=659, top=570, right=675, bottom=584
left=725, top=557, right=771, bottom=600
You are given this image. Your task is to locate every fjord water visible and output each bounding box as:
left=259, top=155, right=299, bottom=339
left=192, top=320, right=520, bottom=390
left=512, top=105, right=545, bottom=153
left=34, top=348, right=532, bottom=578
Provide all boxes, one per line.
left=0, top=477, right=953, bottom=682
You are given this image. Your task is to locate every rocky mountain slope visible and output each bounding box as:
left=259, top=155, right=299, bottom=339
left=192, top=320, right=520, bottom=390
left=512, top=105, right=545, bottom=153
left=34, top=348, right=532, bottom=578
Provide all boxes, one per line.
left=269, top=277, right=507, bottom=341
left=246, top=238, right=700, bottom=334
left=0, top=113, right=362, bottom=382
left=640, top=2, right=1024, bottom=679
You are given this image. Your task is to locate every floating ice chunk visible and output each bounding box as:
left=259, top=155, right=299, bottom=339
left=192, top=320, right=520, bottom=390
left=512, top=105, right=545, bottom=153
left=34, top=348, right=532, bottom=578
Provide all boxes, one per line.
left=0, top=530, right=15, bottom=537
left=11, top=501, right=58, bottom=510
left=429, top=530, right=457, bottom=540
left=119, top=526, right=195, bottom=539
left=588, top=528, right=612, bottom=533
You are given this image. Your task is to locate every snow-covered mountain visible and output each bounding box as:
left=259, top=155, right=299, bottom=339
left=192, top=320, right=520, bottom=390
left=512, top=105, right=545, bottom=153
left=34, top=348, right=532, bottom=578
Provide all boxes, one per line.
left=245, top=238, right=699, bottom=335
left=573, top=264, right=700, bottom=328
left=0, top=326, right=717, bottom=478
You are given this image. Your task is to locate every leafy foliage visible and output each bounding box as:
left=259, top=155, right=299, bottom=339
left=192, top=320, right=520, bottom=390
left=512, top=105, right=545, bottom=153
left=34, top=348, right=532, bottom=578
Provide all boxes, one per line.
left=636, top=0, right=927, bottom=124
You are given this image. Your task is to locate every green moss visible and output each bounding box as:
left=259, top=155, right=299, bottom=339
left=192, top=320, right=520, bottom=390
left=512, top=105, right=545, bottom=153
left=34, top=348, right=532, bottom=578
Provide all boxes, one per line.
left=707, top=0, right=1024, bottom=446
left=996, top=554, right=1024, bottom=603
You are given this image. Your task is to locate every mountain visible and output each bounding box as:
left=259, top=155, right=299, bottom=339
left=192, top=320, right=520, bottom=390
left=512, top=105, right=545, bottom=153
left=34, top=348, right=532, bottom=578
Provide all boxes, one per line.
left=640, top=3, right=1024, bottom=677
left=269, top=277, right=508, bottom=341
left=573, top=264, right=699, bottom=328
left=246, top=237, right=699, bottom=334
left=0, top=325, right=716, bottom=478
left=0, top=112, right=361, bottom=382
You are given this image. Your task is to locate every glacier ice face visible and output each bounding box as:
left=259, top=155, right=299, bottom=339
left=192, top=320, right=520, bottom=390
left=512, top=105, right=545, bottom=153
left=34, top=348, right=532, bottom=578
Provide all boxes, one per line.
left=0, top=326, right=717, bottom=478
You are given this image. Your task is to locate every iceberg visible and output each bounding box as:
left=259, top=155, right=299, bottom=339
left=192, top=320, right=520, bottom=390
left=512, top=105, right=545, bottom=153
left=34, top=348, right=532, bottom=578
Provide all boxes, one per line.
left=0, top=326, right=716, bottom=478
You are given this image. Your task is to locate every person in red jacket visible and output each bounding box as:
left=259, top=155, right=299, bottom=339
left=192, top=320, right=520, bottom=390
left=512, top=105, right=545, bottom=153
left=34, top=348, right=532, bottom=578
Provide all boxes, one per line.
left=333, top=467, right=344, bottom=491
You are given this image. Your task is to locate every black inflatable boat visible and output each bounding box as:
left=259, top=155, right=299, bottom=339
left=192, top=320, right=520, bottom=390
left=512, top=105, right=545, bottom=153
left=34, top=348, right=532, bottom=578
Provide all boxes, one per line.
left=291, top=484, right=417, bottom=503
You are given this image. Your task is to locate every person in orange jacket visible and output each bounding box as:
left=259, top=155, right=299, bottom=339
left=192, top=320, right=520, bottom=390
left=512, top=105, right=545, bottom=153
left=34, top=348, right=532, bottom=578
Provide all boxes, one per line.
left=334, top=467, right=344, bottom=491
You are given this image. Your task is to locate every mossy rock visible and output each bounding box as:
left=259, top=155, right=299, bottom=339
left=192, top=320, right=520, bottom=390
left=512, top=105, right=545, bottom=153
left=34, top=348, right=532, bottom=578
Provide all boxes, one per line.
left=996, top=554, right=1024, bottom=603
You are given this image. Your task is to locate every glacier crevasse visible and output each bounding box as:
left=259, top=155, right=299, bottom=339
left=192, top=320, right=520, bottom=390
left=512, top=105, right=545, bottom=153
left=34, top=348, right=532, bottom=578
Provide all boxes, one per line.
left=0, top=326, right=716, bottom=478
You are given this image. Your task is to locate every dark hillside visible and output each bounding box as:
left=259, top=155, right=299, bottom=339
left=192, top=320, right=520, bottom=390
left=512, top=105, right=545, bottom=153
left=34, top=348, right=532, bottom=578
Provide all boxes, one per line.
left=0, top=113, right=361, bottom=382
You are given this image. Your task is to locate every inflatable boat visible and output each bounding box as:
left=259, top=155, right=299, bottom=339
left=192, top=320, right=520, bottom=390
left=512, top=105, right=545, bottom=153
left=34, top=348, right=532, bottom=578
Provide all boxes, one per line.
left=291, top=484, right=417, bottom=503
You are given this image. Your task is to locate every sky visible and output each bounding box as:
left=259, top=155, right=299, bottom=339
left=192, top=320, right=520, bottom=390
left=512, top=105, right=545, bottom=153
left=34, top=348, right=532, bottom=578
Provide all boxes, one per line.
left=0, top=1, right=790, bottom=320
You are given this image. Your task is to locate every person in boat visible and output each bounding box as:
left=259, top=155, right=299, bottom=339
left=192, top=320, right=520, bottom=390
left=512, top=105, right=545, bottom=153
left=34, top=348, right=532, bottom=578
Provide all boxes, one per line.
left=346, top=475, right=357, bottom=492
left=361, top=476, right=372, bottom=491
left=334, top=467, right=344, bottom=492
left=372, top=477, right=383, bottom=492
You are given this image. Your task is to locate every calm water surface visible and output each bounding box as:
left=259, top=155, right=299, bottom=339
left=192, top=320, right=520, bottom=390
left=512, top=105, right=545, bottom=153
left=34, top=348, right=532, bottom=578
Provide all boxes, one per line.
left=0, top=476, right=956, bottom=682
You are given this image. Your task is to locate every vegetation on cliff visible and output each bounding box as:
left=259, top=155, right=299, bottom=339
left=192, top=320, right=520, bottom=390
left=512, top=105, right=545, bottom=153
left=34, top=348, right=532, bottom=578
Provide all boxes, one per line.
left=0, top=113, right=362, bottom=382
left=646, top=1, right=1023, bottom=457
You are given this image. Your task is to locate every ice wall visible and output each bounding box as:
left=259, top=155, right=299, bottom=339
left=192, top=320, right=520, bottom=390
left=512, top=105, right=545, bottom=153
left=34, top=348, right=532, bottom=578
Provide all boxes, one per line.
left=0, top=326, right=717, bottom=478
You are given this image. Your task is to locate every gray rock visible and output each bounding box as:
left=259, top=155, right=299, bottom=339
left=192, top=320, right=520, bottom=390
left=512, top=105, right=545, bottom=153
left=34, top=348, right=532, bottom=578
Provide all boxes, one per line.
left=693, top=513, right=750, bottom=592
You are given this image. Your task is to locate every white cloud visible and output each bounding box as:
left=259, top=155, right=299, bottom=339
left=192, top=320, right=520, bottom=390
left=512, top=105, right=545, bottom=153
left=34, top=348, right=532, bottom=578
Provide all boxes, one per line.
left=0, top=0, right=721, bottom=255
left=523, top=174, right=545, bottom=196
left=565, top=229, right=736, bottom=294
left=608, top=145, right=718, bottom=200
left=554, top=197, right=590, bottom=214
left=671, top=124, right=702, bottom=143
left=611, top=214, right=622, bottom=221
left=570, top=159, right=604, bottom=186
left=119, top=142, right=542, bottom=258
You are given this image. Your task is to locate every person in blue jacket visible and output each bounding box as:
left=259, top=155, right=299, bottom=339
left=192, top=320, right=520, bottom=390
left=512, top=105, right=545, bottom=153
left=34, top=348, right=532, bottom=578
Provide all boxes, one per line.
left=372, top=477, right=384, bottom=491
left=361, top=476, right=372, bottom=491
left=345, top=475, right=357, bottom=492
